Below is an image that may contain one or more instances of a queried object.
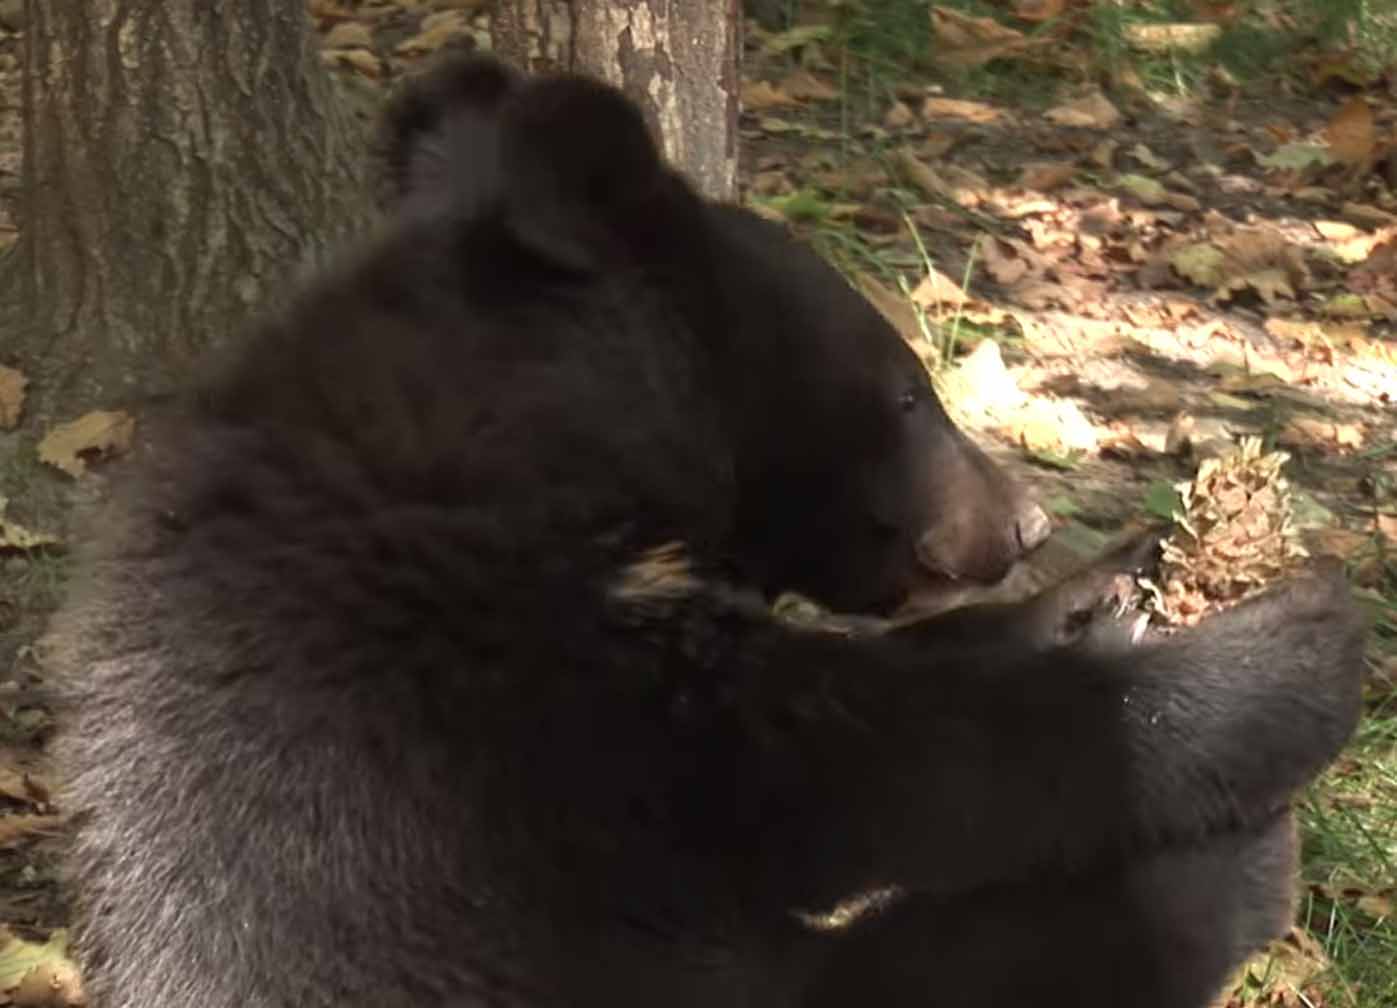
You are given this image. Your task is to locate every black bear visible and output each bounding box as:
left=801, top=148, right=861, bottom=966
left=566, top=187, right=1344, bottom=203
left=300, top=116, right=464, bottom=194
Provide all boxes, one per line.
left=53, top=57, right=1365, bottom=1008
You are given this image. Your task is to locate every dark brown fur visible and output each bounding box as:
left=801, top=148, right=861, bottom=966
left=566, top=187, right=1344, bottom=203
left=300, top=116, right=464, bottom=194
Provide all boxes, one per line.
left=54, top=57, right=1365, bottom=1008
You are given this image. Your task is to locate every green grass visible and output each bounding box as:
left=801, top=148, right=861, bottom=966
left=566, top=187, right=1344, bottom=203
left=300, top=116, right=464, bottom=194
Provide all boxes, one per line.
left=792, top=0, right=1397, bottom=101
left=1283, top=545, right=1397, bottom=1008
left=1296, top=699, right=1397, bottom=1007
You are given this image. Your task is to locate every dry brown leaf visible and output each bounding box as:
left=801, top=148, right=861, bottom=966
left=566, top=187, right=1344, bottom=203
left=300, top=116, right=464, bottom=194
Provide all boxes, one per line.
left=1044, top=91, right=1120, bottom=129
left=1279, top=416, right=1365, bottom=452
left=1170, top=243, right=1227, bottom=288
left=1325, top=97, right=1376, bottom=166
left=930, top=6, right=1030, bottom=68
left=1349, top=237, right=1397, bottom=296
left=1342, top=202, right=1396, bottom=228
left=37, top=411, right=135, bottom=478
left=919, top=133, right=958, bottom=160
left=1090, top=139, right=1118, bottom=169
left=1018, top=160, right=1077, bottom=190
left=884, top=100, right=916, bottom=130
left=1011, top=0, right=1068, bottom=22
left=1118, top=173, right=1168, bottom=206
left=321, top=48, right=382, bottom=78
left=741, top=80, right=796, bottom=110
left=0, top=366, right=26, bottom=430
left=778, top=69, right=838, bottom=102
left=1163, top=191, right=1201, bottom=212
left=308, top=0, right=355, bottom=20
left=1212, top=229, right=1310, bottom=305
left=920, top=96, right=1002, bottom=124
left=1122, top=22, right=1221, bottom=53
left=938, top=163, right=990, bottom=205
left=322, top=21, right=373, bottom=49
left=749, top=170, right=791, bottom=197
left=910, top=267, right=968, bottom=309
left=981, top=238, right=1032, bottom=286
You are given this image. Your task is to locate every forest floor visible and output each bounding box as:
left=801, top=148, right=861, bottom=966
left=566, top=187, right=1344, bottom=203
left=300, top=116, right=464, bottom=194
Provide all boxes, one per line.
left=0, top=2, right=1393, bottom=1006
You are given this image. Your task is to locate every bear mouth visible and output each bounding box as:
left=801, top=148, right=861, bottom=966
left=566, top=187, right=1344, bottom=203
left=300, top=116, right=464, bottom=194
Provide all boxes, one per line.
left=895, top=555, right=1043, bottom=620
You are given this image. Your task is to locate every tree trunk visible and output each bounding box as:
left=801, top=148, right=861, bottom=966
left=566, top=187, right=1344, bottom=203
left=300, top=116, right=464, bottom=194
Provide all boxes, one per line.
left=492, top=0, right=740, bottom=201
left=8, top=0, right=370, bottom=431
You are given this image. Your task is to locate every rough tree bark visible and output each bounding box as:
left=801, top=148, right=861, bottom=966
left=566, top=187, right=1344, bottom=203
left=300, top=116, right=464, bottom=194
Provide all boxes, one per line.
left=492, top=0, right=740, bottom=201
left=6, top=0, right=370, bottom=431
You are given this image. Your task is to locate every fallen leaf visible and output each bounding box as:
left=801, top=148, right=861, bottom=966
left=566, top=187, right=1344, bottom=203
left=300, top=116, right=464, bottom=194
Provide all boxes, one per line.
left=322, top=48, right=382, bottom=78
left=981, top=237, right=1033, bottom=286
left=1117, top=173, right=1168, bottom=206
left=910, top=267, right=969, bottom=309
left=323, top=21, right=373, bottom=49
left=0, top=928, right=83, bottom=1006
left=1127, top=143, right=1171, bottom=172
left=1171, top=243, right=1227, bottom=288
left=0, top=366, right=26, bottom=430
left=921, top=96, right=1003, bottom=124
left=930, top=6, right=1031, bottom=68
left=1325, top=97, right=1376, bottom=166
left=1122, top=22, right=1221, bottom=53
left=884, top=100, right=915, bottom=129
left=1090, top=139, right=1118, bottom=169
left=778, top=69, right=838, bottom=102
left=37, top=411, right=135, bottom=478
left=1044, top=91, right=1120, bottom=129
left=1258, top=142, right=1332, bottom=173
left=741, top=80, right=796, bottom=110
left=1279, top=416, right=1365, bottom=452
left=1018, top=160, right=1077, bottom=190
left=1011, top=0, right=1067, bottom=22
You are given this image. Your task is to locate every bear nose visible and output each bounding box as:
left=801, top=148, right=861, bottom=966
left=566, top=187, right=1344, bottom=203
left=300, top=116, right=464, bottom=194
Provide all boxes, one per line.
left=1015, top=503, right=1052, bottom=553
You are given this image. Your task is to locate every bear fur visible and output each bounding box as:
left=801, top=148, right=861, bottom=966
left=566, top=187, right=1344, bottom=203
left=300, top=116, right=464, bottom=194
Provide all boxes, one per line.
left=53, top=57, right=1366, bottom=1008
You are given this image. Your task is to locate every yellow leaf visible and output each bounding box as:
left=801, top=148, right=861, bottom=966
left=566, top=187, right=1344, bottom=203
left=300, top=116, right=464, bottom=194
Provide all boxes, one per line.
left=37, top=410, right=135, bottom=478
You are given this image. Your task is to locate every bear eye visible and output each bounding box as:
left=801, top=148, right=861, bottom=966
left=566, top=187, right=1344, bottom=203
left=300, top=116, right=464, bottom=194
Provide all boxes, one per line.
left=898, top=387, right=921, bottom=412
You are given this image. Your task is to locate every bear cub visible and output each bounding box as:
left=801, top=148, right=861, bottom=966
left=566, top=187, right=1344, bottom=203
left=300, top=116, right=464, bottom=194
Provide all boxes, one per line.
left=54, top=56, right=1365, bottom=1008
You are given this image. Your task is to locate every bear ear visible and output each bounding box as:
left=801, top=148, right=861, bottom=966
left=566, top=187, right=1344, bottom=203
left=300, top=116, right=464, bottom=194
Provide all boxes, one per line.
left=379, top=55, right=521, bottom=209
left=495, top=75, right=677, bottom=273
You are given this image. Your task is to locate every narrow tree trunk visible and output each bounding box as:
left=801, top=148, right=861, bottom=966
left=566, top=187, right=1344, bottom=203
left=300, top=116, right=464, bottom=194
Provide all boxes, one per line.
left=492, top=0, right=740, bottom=201
left=10, top=0, right=369, bottom=429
